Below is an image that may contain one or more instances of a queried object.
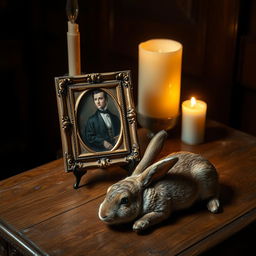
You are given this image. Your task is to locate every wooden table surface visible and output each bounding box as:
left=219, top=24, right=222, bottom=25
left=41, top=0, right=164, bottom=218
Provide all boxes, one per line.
left=0, top=121, right=256, bottom=256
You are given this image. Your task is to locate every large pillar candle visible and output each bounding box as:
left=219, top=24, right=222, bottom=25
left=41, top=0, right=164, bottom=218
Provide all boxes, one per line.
left=138, top=39, right=182, bottom=119
left=181, top=97, right=207, bottom=145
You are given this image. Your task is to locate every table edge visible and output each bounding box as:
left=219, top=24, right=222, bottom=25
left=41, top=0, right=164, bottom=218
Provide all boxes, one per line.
left=177, top=207, right=256, bottom=256
left=0, top=220, right=49, bottom=256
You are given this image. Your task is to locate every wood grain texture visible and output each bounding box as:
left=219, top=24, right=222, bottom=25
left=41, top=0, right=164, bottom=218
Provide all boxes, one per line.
left=0, top=120, right=256, bottom=256
left=0, top=160, right=127, bottom=230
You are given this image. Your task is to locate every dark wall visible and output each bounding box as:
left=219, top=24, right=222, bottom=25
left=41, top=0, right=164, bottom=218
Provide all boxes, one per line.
left=0, top=0, right=106, bottom=179
left=0, top=0, right=67, bottom=179
left=231, top=0, right=256, bottom=136
left=0, top=0, right=255, bottom=180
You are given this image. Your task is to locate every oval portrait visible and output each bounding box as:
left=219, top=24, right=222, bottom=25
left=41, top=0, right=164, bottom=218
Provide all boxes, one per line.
left=77, top=88, right=121, bottom=152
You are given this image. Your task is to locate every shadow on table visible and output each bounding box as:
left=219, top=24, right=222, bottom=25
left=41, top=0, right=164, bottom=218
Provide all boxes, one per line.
left=80, top=166, right=128, bottom=189
left=205, top=124, right=229, bottom=143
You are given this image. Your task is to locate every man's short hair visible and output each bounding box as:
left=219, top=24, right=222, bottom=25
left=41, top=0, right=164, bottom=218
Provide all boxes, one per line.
left=91, top=89, right=107, bottom=100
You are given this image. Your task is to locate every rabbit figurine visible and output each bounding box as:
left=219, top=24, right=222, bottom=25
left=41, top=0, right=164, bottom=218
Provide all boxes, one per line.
left=98, top=130, right=220, bottom=232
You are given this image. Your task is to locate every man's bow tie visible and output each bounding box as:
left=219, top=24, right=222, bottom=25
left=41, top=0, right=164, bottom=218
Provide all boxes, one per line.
left=99, top=109, right=109, bottom=114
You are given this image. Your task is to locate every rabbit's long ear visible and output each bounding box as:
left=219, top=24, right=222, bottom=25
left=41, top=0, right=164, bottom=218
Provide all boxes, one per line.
left=138, top=157, right=178, bottom=188
left=132, top=130, right=168, bottom=176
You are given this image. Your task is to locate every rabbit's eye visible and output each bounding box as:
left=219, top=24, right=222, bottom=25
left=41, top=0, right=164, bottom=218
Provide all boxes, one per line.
left=120, top=197, right=129, bottom=205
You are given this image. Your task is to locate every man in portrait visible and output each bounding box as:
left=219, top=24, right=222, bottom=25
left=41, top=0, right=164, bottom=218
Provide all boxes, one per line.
left=85, top=89, right=121, bottom=151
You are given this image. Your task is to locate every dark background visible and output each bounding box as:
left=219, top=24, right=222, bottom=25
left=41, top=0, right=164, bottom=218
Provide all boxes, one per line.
left=1, top=0, right=256, bottom=180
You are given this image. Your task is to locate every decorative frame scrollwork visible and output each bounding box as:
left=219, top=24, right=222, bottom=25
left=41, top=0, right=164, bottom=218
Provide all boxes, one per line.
left=55, top=71, right=140, bottom=188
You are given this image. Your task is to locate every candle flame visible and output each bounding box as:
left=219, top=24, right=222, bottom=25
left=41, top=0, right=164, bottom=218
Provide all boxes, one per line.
left=190, top=97, right=196, bottom=107
left=66, top=0, right=79, bottom=23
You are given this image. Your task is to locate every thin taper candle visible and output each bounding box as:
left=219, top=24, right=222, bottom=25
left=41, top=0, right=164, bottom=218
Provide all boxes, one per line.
left=66, top=0, right=81, bottom=76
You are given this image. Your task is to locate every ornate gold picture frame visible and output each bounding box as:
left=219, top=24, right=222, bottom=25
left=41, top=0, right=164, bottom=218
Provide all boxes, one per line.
left=55, top=71, right=140, bottom=188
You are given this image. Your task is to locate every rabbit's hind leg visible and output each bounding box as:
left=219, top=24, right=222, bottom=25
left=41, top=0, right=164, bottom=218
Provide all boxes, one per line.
left=207, top=198, right=220, bottom=213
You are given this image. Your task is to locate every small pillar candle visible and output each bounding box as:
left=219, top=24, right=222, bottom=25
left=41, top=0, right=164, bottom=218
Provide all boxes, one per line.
left=181, top=97, right=207, bottom=145
left=138, top=39, right=182, bottom=119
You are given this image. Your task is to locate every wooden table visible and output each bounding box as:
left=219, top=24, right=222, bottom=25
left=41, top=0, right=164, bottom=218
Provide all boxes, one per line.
left=1, top=121, right=256, bottom=256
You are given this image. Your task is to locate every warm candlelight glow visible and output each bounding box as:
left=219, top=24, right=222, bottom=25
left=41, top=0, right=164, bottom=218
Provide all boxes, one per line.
left=190, top=97, right=196, bottom=107
left=138, top=39, right=182, bottom=119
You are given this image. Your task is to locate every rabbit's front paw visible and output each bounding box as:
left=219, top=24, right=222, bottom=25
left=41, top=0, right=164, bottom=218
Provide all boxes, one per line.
left=133, top=219, right=150, bottom=231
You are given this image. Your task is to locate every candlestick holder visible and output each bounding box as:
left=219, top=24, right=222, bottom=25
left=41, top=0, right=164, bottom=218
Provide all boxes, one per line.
left=137, top=112, right=179, bottom=136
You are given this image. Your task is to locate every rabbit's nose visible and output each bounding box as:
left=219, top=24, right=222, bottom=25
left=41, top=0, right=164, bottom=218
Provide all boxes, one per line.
left=98, top=204, right=113, bottom=222
left=98, top=210, right=109, bottom=221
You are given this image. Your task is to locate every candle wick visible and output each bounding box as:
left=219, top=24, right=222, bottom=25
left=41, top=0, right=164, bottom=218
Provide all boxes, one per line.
left=66, top=0, right=79, bottom=23
left=68, top=16, right=77, bottom=24
left=190, top=97, right=196, bottom=107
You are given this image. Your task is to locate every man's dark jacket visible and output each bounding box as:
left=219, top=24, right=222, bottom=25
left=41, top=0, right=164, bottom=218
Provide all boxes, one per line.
left=85, top=109, right=120, bottom=151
